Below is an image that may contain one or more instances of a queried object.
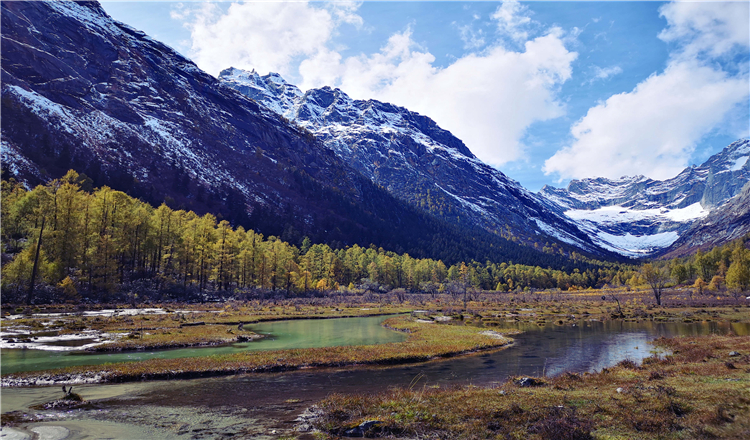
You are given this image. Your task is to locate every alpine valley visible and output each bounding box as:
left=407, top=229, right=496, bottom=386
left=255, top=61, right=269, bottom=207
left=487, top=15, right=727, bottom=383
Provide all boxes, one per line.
left=219, top=68, right=601, bottom=256
left=2, top=0, right=748, bottom=265
left=220, top=68, right=750, bottom=259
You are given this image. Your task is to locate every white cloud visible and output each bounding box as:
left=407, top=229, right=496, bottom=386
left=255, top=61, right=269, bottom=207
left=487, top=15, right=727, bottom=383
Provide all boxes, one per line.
left=457, top=23, right=486, bottom=50
left=586, top=65, right=622, bottom=84
left=491, top=1, right=534, bottom=42
left=545, top=60, right=748, bottom=180
left=659, top=1, right=749, bottom=59
left=176, top=0, right=577, bottom=167
left=545, top=1, right=750, bottom=181
left=179, top=2, right=345, bottom=78
left=329, top=1, right=365, bottom=29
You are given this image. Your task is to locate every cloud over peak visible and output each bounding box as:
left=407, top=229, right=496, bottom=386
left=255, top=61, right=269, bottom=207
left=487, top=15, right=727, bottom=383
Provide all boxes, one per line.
left=175, top=0, right=577, bottom=168
left=544, top=1, right=749, bottom=181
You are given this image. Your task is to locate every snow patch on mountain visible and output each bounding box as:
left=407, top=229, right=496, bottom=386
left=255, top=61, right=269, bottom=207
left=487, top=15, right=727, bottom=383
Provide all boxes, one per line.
left=729, top=156, right=748, bottom=172
left=534, top=219, right=590, bottom=248
left=6, top=85, right=77, bottom=134
left=565, top=203, right=709, bottom=226
left=593, top=231, right=680, bottom=257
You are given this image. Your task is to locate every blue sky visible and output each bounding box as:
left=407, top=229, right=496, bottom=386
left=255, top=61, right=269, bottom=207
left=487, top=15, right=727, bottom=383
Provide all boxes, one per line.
left=101, top=1, right=749, bottom=192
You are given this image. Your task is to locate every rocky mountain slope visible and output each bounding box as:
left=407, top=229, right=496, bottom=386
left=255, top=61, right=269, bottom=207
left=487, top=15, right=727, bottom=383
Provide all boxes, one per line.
left=0, top=1, right=595, bottom=268
left=1, top=1, right=359, bottom=234
left=220, top=68, right=606, bottom=256
left=539, top=139, right=750, bottom=257
left=660, top=181, right=750, bottom=259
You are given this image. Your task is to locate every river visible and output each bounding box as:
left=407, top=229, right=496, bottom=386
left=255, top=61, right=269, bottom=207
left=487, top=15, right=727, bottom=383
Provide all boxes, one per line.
left=1, top=318, right=747, bottom=439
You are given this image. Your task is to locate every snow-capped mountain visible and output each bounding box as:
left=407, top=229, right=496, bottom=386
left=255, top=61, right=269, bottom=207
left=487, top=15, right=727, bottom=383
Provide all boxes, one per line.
left=539, top=139, right=750, bottom=257
left=220, top=68, right=608, bottom=256
left=1, top=1, right=598, bottom=268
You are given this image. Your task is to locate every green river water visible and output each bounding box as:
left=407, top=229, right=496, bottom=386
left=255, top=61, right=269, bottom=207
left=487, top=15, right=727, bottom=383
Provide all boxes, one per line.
left=0, top=315, right=405, bottom=374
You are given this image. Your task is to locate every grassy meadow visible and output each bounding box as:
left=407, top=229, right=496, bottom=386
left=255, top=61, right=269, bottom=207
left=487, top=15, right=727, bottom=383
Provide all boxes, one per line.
left=2, top=288, right=748, bottom=439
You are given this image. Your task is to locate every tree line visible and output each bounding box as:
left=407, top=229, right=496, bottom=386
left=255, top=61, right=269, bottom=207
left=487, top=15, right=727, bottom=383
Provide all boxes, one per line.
left=2, top=171, right=748, bottom=305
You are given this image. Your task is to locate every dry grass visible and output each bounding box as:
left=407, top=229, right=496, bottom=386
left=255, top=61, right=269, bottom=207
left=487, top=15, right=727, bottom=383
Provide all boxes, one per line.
left=314, top=334, right=750, bottom=439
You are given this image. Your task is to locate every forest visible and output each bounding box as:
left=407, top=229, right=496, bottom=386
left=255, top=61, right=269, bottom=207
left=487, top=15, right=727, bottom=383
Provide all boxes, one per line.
left=2, top=170, right=748, bottom=305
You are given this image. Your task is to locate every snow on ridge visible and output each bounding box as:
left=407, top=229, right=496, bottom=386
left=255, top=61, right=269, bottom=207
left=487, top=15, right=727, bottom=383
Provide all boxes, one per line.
left=265, top=72, right=288, bottom=86
left=728, top=138, right=750, bottom=156
left=220, top=67, right=260, bottom=82
left=6, top=85, right=77, bottom=134
left=435, top=184, right=488, bottom=215
left=223, top=70, right=484, bottom=166
left=564, top=175, right=648, bottom=203
left=1, top=140, right=40, bottom=183
left=7, top=82, right=241, bottom=195
left=47, top=1, right=123, bottom=39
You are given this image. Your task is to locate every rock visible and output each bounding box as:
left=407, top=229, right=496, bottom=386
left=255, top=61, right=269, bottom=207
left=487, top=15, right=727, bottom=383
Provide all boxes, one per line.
left=516, top=377, right=544, bottom=387
left=295, top=406, right=324, bottom=433
left=479, top=330, right=505, bottom=339
left=30, top=426, right=70, bottom=440
left=33, top=398, right=90, bottom=411
left=729, top=351, right=741, bottom=357
left=344, top=420, right=382, bottom=437
left=0, top=427, right=32, bottom=440
left=616, top=387, right=624, bottom=393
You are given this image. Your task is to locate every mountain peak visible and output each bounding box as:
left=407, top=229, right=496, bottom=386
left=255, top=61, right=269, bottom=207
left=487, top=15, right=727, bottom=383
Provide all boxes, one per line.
left=218, top=68, right=302, bottom=117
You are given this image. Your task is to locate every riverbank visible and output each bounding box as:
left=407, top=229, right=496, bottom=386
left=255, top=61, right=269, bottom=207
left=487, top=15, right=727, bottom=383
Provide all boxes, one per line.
left=1, top=316, right=514, bottom=387
left=313, top=333, right=750, bottom=439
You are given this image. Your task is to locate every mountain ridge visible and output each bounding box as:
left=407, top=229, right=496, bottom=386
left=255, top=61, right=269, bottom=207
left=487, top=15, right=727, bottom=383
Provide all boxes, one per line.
left=219, top=67, right=610, bottom=257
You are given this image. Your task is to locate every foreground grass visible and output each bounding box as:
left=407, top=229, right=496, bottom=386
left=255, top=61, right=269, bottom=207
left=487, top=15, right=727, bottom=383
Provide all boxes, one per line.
left=1, top=317, right=513, bottom=385
left=314, top=334, right=750, bottom=439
